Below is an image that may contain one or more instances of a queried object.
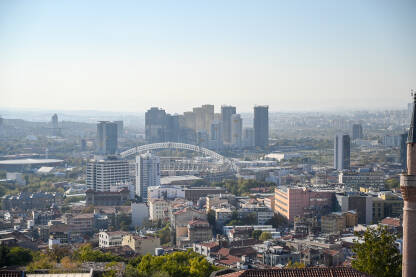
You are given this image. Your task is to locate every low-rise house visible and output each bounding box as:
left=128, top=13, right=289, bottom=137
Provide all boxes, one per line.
left=99, top=231, right=127, bottom=248
left=262, top=245, right=301, bottom=267
left=122, top=234, right=161, bottom=255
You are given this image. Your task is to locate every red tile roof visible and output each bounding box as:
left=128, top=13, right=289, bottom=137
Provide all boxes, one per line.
left=381, top=217, right=401, bottom=227
left=218, top=267, right=370, bottom=277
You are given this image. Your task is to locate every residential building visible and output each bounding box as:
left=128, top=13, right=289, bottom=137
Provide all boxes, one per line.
left=242, top=127, right=255, bottom=148
left=85, top=188, right=130, bottom=206
left=96, top=121, right=118, bottom=155
left=86, top=156, right=129, bottom=191
left=352, top=123, right=363, bottom=140
left=254, top=105, right=269, bottom=148
left=184, top=187, right=227, bottom=202
left=186, top=219, right=212, bottom=244
left=122, top=235, right=161, bottom=254
left=338, top=171, right=385, bottom=188
left=334, top=133, right=350, bottom=170
left=99, top=231, right=126, bottom=248
left=136, top=152, right=160, bottom=201
left=209, top=120, right=223, bottom=150
left=145, top=107, right=167, bottom=143
left=321, top=213, right=346, bottom=233
left=262, top=246, right=301, bottom=267
left=114, top=120, right=124, bottom=138
left=231, top=114, right=242, bottom=147
left=149, top=199, right=170, bottom=221
left=147, top=185, right=185, bottom=201
left=274, top=187, right=335, bottom=221
left=65, top=213, right=94, bottom=233
left=221, top=105, right=236, bottom=145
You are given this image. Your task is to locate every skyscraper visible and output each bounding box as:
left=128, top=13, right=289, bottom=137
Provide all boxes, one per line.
left=165, top=114, right=180, bottom=142
left=231, top=114, right=242, bottom=147
left=145, top=107, right=167, bottom=143
left=209, top=120, right=223, bottom=151
left=221, top=105, right=236, bottom=145
left=243, top=127, right=255, bottom=148
left=136, top=152, right=160, bottom=201
left=96, top=121, right=118, bottom=155
left=51, top=114, right=60, bottom=136
left=114, top=120, right=124, bottom=138
left=400, top=94, right=416, bottom=277
left=334, top=133, right=350, bottom=170
left=352, top=123, right=363, bottom=140
left=254, top=105, right=269, bottom=148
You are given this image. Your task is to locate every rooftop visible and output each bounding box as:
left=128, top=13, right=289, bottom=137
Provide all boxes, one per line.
left=219, top=267, right=370, bottom=277
left=0, top=159, right=64, bottom=165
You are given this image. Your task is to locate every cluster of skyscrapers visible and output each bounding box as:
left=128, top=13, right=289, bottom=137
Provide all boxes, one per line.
left=145, top=105, right=269, bottom=150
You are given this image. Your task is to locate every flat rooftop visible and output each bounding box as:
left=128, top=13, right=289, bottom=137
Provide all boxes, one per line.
left=160, top=175, right=202, bottom=185
left=0, top=158, right=64, bottom=165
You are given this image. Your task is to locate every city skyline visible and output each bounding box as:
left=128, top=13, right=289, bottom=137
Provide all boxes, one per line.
left=1, top=0, right=415, bottom=113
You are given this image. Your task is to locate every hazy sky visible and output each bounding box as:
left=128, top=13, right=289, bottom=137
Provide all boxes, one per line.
left=0, top=0, right=415, bottom=113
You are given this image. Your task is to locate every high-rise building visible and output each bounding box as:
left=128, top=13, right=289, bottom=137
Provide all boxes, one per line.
left=166, top=114, right=180, bottom=142
left=209, top=120, right=223, bottom=151
left=221, top=106, right=236, bottom=145
left=114, top=120, right=124, bottom=138
left=243, top=127, right=255, bottom=148
left=96, top=121, right=118, bottom=155
left=334, top=133, right=350, bottom=170
left=352, top=123, right=363, bottom=140
left=136, top=152, right=160, bottom=201
left=254, top=105, right=269, bottom=148
left=231, top=114, right=242, bottom=147
left=401, top=132, right=408, bottom=171
left=145, top=107, right=166, bottom=143
left=51, top=114, right=60, bottom=136
left=400, top=94, right=416, bottom=277
left=86, top=156, right=130, bottom=191
left=196, top=131, right=209, bottom=148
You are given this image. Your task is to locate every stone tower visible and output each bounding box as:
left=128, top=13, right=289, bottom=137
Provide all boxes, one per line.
left=401, top=93, right=416, bottom=277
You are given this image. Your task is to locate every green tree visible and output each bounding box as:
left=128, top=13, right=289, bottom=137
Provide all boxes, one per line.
left=252, top=230, right=262, bottom=240
left=73, top=244, right=122, bottom=263
left=8, top=247, right=33, bottom=266
left=158, top=223, right=171, bottom=245
left=352, top=225, right=402, bottom=277
left=265, top=213, right=288, bottom=228
left=259, top=232, right=272, bottom=241
left=285, top=260, right=305, bottom=268
left=207, top=210, right=216, bottom=227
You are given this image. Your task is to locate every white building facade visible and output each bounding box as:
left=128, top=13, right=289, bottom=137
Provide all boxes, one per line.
left=86, top=157, right=129, bottom=191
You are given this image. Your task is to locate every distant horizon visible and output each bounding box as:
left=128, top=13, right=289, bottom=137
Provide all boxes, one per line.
left=0, top=103, right=412, bottom=116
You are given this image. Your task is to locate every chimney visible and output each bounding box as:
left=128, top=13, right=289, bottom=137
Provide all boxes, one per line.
left=400, top=91, right=416, bottom=277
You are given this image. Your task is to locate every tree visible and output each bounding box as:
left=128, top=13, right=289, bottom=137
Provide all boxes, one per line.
left=252, top=230, right=262, bottom=240
left=286, top=260, right=305, bottom=268
left=259, top=232, right=272, bottom=241
left=134, top=250, right=219, bottom=277
left=352, top=225, right=401, bottom=277
left=265, top=213, right=288, bottom=229
left=8, top=247, right=33, bottom=266
left=207, top=210, right=216, bottom=227
left=73, top=244, right=122, bottom=263
left=158, top=224, right=171, bottom=245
